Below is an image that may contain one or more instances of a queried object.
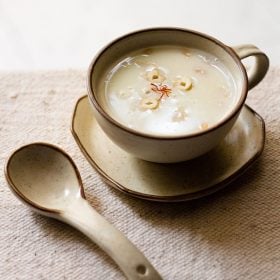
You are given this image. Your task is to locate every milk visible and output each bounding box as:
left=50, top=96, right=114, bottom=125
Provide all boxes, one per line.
left=100, top=46, right=237, bottom=136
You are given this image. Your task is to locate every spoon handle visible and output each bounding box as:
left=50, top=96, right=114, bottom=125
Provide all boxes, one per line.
left=61, top=199, right=162, bottom=280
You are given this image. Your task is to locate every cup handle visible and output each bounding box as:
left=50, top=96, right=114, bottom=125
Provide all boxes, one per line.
left=231, top=44, right=269, bottom=90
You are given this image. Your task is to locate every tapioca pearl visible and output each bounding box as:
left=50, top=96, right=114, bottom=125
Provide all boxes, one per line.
left=116, top=89, right=133, bottom=99
left=172, top=107, right=188, bottom=122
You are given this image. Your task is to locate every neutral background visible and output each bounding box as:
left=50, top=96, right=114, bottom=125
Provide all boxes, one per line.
left=1, top=1, right=280, bottom=279
left=0, top=0, right=279, bottom=70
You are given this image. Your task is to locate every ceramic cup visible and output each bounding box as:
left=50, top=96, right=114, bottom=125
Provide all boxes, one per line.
left=87, top=27, right=269, bottom=163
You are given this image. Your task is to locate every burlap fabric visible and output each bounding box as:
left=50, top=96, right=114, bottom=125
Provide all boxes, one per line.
left=0, top=69, right=279, bottom=279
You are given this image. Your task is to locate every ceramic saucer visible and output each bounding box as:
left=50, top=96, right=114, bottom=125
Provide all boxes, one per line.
left=71, top=96, right=265, bottom=202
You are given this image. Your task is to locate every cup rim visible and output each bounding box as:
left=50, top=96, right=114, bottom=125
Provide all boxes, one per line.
left=87, top=27, right=248, bottom=140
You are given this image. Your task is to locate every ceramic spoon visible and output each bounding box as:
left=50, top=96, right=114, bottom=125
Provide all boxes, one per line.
left=4, top=143, right=162, bottom=280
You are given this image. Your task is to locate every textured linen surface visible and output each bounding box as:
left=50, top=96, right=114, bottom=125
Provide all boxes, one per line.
left=0, top=69, right=279, bottom=280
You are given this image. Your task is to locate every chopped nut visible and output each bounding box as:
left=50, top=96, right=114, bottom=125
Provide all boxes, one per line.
left=181, top=48, right=192, bottom=57
left=200, top=123, right=209, bottom=130
left=174, top=77, right=192, bottom=91
left=141, top=98, right=159, bottom=109
left=146, top=68, right=166, bottom=83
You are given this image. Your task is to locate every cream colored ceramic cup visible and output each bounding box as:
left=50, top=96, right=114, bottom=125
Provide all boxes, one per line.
left=87, top=27, right=269, bottom=163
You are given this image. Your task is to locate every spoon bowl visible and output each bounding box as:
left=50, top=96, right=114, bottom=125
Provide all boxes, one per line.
left=6, top=143, right=84, bottom=213
left=5, top=143, right=162, bottom=280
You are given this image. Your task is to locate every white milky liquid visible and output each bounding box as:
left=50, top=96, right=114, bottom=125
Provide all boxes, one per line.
left=101, top=46, right=237, bottom=136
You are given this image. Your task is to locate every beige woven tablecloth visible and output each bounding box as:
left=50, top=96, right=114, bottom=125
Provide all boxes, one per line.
left=0, top=69, right=279, bottom=280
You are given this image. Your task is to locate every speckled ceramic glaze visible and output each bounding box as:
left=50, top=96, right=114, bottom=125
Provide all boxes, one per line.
left=4, top=143, right=162, bottom=280
left=87, top=28, right=269, bottom=163
left=72, top=96, right=265, bottom=202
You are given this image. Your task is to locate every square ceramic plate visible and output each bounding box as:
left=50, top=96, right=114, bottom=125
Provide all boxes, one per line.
left=71, top=96, right=265, bottom=202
